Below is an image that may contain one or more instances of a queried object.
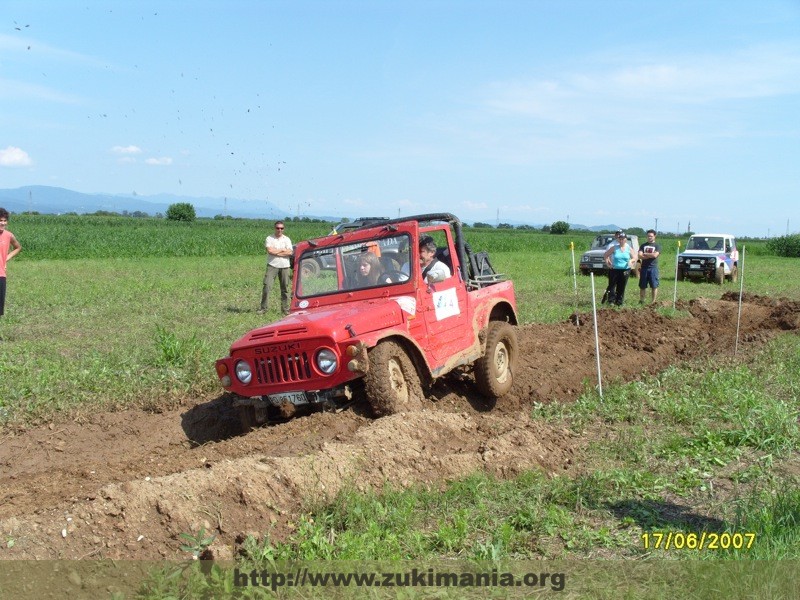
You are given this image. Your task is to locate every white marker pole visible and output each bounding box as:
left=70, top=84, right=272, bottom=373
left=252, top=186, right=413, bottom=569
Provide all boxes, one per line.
left=672, top=240, right=681, bottom=311
left=570, top=241, right=580, bottom=326
left=590, top=273, right=603, bottom=399
left=735, top=245, right=746, bottom=356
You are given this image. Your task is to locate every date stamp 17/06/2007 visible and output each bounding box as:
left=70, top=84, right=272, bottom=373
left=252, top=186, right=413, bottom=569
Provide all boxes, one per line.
left=641, top=531, right=756, bottom=551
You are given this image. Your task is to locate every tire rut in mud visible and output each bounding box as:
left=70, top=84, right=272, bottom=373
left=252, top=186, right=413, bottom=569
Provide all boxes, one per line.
left=1, top=294, right=797, bottom=559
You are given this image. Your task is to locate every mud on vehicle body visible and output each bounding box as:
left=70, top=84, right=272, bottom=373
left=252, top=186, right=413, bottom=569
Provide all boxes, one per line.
left=677, top=233, right=738, bottom=285
left=216, top=213, right=519, bottom=429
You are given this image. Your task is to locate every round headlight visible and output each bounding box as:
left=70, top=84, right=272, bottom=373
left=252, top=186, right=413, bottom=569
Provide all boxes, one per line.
left=235, top=360, right=252, bottom=384
left=678, top=257, right=684, bottom=263
left=316, top=349, right=338, bottom=375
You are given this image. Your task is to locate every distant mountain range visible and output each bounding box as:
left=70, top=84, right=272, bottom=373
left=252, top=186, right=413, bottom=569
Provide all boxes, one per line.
left=0, top=185, right=621, bottom=231
left=0, top=185, right=293, bottom=220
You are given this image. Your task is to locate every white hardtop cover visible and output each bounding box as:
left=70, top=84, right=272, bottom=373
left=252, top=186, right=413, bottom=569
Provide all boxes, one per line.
left=690, top=233, right=734, bottom=239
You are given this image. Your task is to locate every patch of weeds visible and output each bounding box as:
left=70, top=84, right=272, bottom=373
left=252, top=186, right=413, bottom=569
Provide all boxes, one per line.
left=534, top=382, right=647, bottom=431
left=548, top=470, right=669, bottom=511
left=730, top=462, right=767, bottom=484
left=726, top=486, right=800, bottom=559
left=178, top=527, right=216, bottom=560
left=656, top=430, right=742, bottom=470
left=154, top=325, right=209, bottom=368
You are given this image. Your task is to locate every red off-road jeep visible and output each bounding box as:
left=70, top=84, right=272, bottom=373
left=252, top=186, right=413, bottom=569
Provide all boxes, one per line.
left=215, top=213, right=519, bottom=429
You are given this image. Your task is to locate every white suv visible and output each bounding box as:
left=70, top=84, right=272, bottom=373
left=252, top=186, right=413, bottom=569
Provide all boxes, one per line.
left=677, top=233, right=738, bottom=284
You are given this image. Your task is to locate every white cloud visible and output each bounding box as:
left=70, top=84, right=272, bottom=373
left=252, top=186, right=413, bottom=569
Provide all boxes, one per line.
left=470, top=42, right=800, bottom=162
left=343, top=198, right=366, bottom=207
left=464, top=200, right=488, bottom=210
left=111, top=145, right=142, bottom=155
left=0, top=77, right=83, bottom=103
left=145, top=157, right=173, bottom=166
left=0, top=146, right=33, bottom=167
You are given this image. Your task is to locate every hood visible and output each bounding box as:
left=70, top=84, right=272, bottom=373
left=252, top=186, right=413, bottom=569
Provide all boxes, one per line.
left=230, top=297, right=408, bottom=352
left=680, top=249, right=725, bottom=257
left=582, top=247, right=611, bottom=257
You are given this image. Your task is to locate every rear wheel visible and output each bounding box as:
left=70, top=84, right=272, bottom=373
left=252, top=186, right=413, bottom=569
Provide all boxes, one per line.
left=475, top=322, right=518, bottom=398
left=715, top=265, right=724, bottom=285
left=364, top=341, right=423, bottom=416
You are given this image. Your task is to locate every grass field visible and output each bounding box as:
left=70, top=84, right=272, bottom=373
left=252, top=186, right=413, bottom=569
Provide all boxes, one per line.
left=0, top=215, right=791, bottom=422
left=1, top=215, right=798, bottom=596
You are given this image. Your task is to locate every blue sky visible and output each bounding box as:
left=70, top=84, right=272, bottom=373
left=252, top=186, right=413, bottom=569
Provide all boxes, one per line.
left=1, top=0, right=799, bottom=236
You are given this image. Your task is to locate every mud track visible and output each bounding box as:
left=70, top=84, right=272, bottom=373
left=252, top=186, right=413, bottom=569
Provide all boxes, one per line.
left=1, top=294, right=798, bottom=559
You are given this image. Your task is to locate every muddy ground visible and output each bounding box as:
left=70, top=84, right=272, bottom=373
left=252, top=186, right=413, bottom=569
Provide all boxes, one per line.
left=1, top=293, right=798, bottom=560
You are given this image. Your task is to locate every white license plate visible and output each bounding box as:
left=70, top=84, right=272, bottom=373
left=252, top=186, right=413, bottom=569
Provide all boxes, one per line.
left=267, top=391, right=308, bottom=406
left=689, top=264, right=701, bottom=269
left=593, top=263, right=605, bottom=269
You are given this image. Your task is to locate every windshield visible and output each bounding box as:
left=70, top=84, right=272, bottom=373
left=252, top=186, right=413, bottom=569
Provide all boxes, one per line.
left=590, top=235, right=616, bottom=250
left=688, top=236, right=724, bottom=251
left=297, top=233, right=412, bottom=298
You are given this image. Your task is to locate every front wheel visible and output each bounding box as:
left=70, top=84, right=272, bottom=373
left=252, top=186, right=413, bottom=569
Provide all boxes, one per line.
left=727, top=265, right=738, bottom=283
left=364, top=341, right=423, bottom=417
left=715, top=266, right=724, bottom=285
left=475, top=322, right=518, bottom=398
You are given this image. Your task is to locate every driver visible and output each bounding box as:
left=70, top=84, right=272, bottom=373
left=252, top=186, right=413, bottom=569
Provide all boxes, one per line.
left=419, top=236, right=450, bottom=283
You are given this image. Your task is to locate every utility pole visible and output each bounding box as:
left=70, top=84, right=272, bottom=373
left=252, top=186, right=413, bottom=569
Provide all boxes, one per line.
left=655, top=217, right=658, bottom=233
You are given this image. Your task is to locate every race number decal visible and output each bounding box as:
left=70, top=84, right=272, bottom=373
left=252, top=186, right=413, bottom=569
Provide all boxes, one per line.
left=393, top=296, right=417, bottom=317
left=433, top=288, right=460, bottom=320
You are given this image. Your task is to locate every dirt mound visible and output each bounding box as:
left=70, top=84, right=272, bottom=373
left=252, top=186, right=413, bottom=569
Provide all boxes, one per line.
left=1, top=295, right=797, bottom=559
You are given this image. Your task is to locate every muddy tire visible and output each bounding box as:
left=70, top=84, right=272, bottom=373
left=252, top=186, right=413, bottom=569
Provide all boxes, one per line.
left=238, top=406, right=260, bottom=433
left=364, top=340, right=423, bottom=417
left=475, top=321, right=518, bottom=399
left=238, top=403, right=283, bottom=432
left=727, top=265, right=738, bottom=283
left=677, top=269, right=685, bottom=282
left=715, top=265, right=724, bottom=285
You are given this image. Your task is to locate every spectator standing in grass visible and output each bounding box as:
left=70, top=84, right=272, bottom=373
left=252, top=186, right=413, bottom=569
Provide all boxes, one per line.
left=258, top=221, right=293, bottom=316
left=638, top=229, right=661, bottom=304
left=0, top=208, right=22, bottom=321
left=603, top=231, right=636, bottom=306
left=601, top=230, right=623, bottom=304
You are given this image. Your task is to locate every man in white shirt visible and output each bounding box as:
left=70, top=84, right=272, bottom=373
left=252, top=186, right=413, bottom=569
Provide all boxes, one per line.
left=258, top=221, right=293, bottom=315
left=419, top=236, right=451, bottom=284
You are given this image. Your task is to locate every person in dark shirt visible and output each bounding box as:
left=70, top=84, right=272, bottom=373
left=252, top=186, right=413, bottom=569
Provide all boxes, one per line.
left=638, top=229, right=661, bottom=304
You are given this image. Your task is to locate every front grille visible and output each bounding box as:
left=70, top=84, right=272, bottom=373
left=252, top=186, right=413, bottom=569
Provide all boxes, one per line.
left=255, top=352, right=313, bottom=384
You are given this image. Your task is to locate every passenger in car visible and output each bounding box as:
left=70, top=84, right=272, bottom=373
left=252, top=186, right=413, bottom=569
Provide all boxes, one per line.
left=352, top=252, right=392, bottom=287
